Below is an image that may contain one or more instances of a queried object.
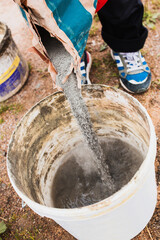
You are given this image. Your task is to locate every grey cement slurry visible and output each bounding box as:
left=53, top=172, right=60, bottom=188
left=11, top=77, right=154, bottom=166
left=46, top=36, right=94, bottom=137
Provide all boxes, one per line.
left=52, top=138, right=143, bottom=208
left=43, top=36, right=116, bottom=196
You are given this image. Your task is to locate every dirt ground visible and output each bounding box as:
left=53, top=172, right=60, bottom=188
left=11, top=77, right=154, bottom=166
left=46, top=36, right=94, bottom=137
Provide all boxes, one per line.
left=0, top=0, right=159, bottom=239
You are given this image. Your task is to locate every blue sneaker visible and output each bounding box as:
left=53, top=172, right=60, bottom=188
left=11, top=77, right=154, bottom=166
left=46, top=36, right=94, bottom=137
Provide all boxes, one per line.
left=111, top=50, right=151, bottom=93
left=80, top=51, right=92, bottom=84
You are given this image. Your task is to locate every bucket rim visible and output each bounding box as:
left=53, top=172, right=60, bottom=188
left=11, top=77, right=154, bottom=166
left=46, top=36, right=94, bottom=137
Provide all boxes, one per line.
left=0, top=21, right=11, bottom=54
left=6, top=84, right=157, bottom=219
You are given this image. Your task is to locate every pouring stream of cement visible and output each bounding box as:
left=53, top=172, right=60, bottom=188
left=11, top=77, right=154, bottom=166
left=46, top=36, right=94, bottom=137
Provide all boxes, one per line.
left=38, top=28, right=115, bottom=195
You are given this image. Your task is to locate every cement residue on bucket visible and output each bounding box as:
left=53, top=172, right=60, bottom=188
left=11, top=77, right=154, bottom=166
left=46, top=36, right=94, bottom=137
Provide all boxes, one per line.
left=7, top=84, right=157, bottom=240
left=7, top=84, right=150, bottom=206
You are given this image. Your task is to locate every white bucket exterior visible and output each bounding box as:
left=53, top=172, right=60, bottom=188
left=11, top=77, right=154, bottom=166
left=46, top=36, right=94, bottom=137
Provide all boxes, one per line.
left=7, top=85, right=157, bottom=240
left=0, top=22, right=28, bottom=102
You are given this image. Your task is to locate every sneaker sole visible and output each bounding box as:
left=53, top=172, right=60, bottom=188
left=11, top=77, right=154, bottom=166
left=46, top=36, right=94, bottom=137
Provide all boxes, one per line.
left=120, top=77, right=151, bottom=94
left=119, top=78, right=135, bottom=93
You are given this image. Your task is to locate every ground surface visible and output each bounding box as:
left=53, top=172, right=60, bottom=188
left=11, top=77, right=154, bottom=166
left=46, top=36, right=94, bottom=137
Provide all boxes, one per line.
left=0, top=0, right=159, bottom=239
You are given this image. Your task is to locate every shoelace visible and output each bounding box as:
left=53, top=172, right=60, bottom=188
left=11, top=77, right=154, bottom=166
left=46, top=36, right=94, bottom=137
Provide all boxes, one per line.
left=121, top=52, right=143, bottom=73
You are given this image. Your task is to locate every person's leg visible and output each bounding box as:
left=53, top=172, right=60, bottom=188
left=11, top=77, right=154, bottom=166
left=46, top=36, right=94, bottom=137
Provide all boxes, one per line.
left=97, top=0, right=148, bottom=52
left=97, top=0, right=151, bottom=93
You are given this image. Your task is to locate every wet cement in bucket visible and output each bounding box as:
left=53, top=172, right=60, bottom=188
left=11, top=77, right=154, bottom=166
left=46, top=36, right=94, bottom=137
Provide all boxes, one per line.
left=52, top=137, right=144, bottom=208
left=37, top=26, right=116, bottom=196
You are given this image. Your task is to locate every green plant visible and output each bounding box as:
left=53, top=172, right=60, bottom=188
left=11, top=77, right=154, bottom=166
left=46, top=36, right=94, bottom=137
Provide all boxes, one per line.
left=13, top=228, right=38, bottom=240
left=28, top=62, right=32, bottom=73
left=0, top=134, right=4, bottom=140
left=89, top=24, right=98, bottom=36
left=99, top=43, right=108, bottom=52
left=143, top=8, right=160, bottom=29
left=0, top=118, right=4, bottom=124
left=11, top=213, right=17, bottom=222
left=151, top=0, right=160, bottom=9
left=0, top=221, right=7, bottom=239
left=94, top=13, right=99, bottom=22
left=0, top=104, right=9, bottom=114
left=0, top=103, right=23, bottom=115
left=92, top=58, right=102, bottom=68
left=10, top=103, right=23, bottom=114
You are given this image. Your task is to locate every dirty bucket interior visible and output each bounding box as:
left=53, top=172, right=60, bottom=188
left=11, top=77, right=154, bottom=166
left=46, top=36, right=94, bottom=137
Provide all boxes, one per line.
left=7, top=85, right=150, bottom=208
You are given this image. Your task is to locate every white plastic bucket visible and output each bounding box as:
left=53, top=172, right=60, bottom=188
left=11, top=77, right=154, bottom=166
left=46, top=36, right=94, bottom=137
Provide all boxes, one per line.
left=0, top=22, right=28, bottom=102
left=7, top=85, right=157, bottom=240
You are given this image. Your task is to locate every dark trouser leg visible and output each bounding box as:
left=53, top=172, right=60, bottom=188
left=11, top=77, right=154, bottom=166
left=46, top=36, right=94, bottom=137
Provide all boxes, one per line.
left=97, top=0, right=148, bottom=52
